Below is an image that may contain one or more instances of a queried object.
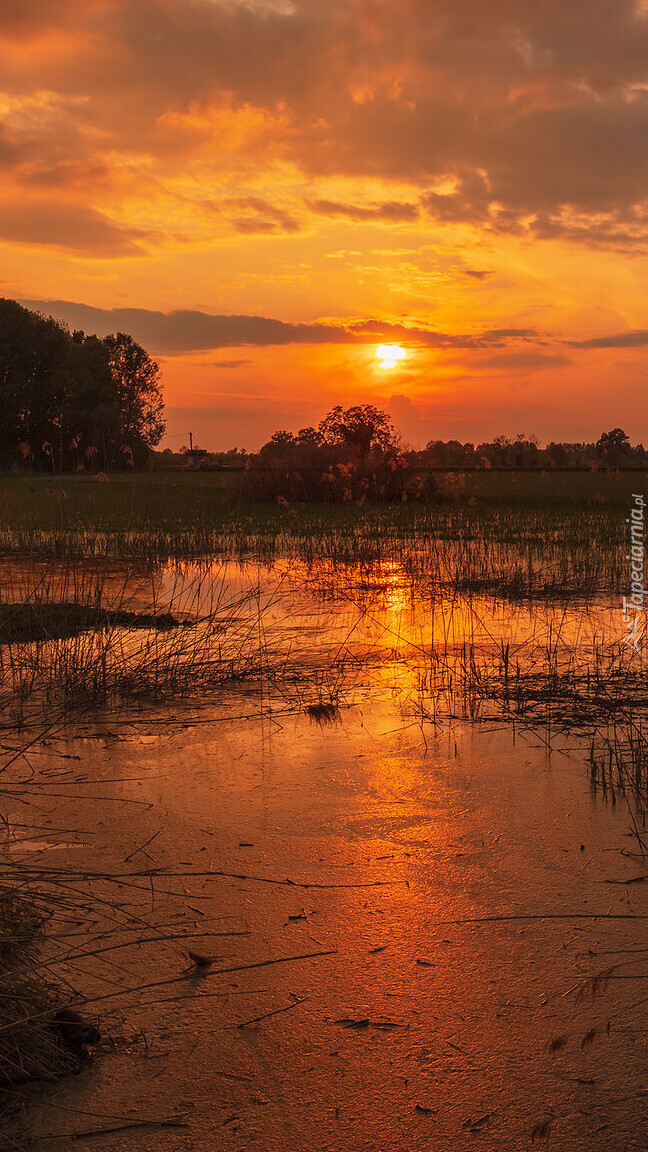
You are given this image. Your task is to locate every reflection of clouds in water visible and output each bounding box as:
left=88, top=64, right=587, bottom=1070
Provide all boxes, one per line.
left=157, top=555, right=619, bottom=655
left=3, top=554, right=624, bottom=727
left=147, top=556, right=626, bottom=715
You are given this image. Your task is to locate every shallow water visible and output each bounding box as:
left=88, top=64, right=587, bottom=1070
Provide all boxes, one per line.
left=0, top=554, right=627, bottom=732
left=3, top=555, right=647, bottom=1148
left=5, top=685, right=648, bottom=1150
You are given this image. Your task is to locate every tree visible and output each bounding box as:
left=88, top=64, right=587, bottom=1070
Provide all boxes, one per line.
left=64, top=332, right=118, bottom=470
left=0, top=300, right=166, bottom=471
left=0, top=299, right=69, bottom=466
left=318, top=404, right=398, bottom=457
left=259, top=430, right=297, bottom=457
left=596, top=428, right=630, bottom=459
left=297, top=426, right=323, bottom=448
left=103, top=333, right=165, bottom=465
left=547, top=441, right=568, bottom=466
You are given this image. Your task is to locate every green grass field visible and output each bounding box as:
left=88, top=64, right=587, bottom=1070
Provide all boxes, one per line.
left=0, top=468, right=644, bottom=564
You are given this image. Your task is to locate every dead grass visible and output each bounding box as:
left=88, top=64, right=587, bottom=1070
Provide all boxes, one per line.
left=0, top=891, right=79, bottom=1089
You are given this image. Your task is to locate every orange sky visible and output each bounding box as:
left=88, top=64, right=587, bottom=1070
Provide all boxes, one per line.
left=2, top=0, right=648, bottom=449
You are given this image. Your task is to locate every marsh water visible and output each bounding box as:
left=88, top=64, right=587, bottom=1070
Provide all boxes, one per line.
left=4, top=556, right=648, bottom=1150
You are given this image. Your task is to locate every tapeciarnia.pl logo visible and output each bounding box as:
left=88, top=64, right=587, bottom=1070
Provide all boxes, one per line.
left=622, top=493, right=646, bottom=654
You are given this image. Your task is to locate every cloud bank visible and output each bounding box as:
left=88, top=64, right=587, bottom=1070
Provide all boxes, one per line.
left=1, top=0, right=648, bottom=250
left=17, top=298, right=540, bottom=354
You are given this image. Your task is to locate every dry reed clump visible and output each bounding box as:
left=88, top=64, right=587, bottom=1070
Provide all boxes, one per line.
left=305, top=702, right=341, bottom=724
left=241, top=447, right=436, bottom=505
left=0, top=558, right=295, bottom=729
left=0, top=890, right=79, bottom=1090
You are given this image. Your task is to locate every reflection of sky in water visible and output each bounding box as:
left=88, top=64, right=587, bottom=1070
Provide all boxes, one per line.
left=154, top=556, right=621, bottom=661
left=1, top=556, right=630, bottom=722
left=4, top=558, right=647, bottom=1149
left=9, top=693, right=648, bottom=1152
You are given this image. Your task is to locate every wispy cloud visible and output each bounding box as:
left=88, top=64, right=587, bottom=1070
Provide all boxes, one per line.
left=211, top=358, right=253, bottom=369
left=567, top=330, right=648, bottom=349
left=307, top=199, right=419, bottom=222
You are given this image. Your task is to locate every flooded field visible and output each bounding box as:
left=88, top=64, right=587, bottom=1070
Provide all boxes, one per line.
left=2, top=542, right=648, bottom=1149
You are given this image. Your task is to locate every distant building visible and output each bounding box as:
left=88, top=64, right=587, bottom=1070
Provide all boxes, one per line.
left=184, top=448, right=209, bottom=470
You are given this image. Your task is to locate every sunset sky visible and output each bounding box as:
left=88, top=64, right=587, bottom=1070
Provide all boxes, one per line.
left=2, top=0, right=648, bottom=449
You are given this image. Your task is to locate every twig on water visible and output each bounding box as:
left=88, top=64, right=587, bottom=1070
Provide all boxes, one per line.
left=123, top=827, right=164, bottom=863
left=44, top=1118, right=190, bottom=1140
left=237, top=996, right=310, bottom=1028
left=66, top=948, right=337, bottom=1012
left=441, top=913, right=648, bottom=924
left=604, top=876, right=648, bottom=885
left=5, top=863, right=407, bottom=889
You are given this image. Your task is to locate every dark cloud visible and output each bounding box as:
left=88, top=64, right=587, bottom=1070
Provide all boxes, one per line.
left=307, top=199, right=420, bottom=222
left=0, top=0, right=99, bottom=37
left=0, top=123, right=20, bottom=167
left=17, top=301, right=352, bottom=352
left=231, top=219, right=282, bottom=234
left=17, top=298, right=542, bottom=354
left=483, top=328, right=540, bottom=340
left=225, top=196, right=302, bottom=233
left=17, top=159, right=113, bottom=190
left=232, top=216, right=301, bottom=234
left=0, top=201, right=153, bottom=254
left=212, top=359, right=253, bottom=369
left=568, top=330, right=648, bottom=348
left=2, top=1, right=648, bottom=248
left=350, top=319, right=540, bottom=349
left=477, top=352, right=572, bottom=370
left=464, top=269, right=494, bottom=280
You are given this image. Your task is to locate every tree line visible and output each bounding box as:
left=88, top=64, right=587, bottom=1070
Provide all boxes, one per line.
left=0, top=298, right=165, bottom=472
left=421, top=428, right=647, bottom=469
left=245, top=409, right=647, bottom=503
left=259, top=418, right=646, bottom=470
left=2, top=298, right=643, bottom=488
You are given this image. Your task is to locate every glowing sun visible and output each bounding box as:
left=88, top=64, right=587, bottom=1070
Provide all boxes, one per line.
left=375, top=344, right=406, bottom=369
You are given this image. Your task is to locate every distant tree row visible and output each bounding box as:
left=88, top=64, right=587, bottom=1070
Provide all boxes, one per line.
left=259, top=422, right=647, bottom=473
left=420, top=428, right=647, bottom=469
left=0, top=298, right=165, bottom=472
left=248, top=411, right=647, bottom=504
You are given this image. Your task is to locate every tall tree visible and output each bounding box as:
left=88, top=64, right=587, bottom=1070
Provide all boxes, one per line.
left=0, top=299, right=69, bottom=466
left=0, top=300, right=166, bottom=471
left=103, top=332, right=165, bottom=465
left=318, top=404, right=398, bottom=457
left=596, top=428, right=630, bottom=459
left=63, top=332, right=118, bottom=470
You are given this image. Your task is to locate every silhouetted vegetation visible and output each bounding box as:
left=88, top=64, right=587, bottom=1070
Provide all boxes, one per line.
left=420, top=429, right=647, bottom=469
left=3, top=299, right=647, bottom=489
left=245, top=409, right=647, bottom=504
left=0, top=298, right=165, bottom=473
left=245, top=404, right=434, bottom=503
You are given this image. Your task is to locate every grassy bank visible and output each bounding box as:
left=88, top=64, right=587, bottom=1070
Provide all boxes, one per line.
left=0, top=469, right=644, bottom=562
